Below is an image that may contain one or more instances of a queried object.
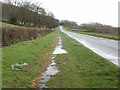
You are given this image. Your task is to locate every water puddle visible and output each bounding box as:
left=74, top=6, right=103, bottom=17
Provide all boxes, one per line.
left=52, top=36, right=67, bottom=54
left=36, top=36, right=67, bottom=88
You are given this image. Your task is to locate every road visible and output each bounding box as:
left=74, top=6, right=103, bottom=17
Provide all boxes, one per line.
left=59, top=26, right=119, bottom=66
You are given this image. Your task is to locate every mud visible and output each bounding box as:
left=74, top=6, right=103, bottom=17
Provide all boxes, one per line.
left=32, top=36, right=67, bottom=88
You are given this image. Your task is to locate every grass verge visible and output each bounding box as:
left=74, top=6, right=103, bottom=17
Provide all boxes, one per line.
left=64, top=27, right=119, bottom=40
left=2, top=30, right=58, bottom=88
left=0, top=22, right=16, bottom=26
left=46, top=30, right=119, bottom=88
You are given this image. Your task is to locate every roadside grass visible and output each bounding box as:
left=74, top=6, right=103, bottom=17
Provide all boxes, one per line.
left=78, top=32, right=119, bottom=40
left=2, top=30, right=58, bottom=88
left=0, top=22, right=16, bottom=26
left=64, top=27, right=119, bottom=40
left=46, top=30, right=119, bottom=88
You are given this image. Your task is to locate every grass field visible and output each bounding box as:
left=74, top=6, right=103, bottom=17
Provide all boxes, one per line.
left=64, top=27, right=119, bottom=40
left=46, top=30, right=119, bottom=88
left=2, top=30, right=58, bottom=88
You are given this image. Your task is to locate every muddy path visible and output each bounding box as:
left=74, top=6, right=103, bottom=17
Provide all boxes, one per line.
left=32, top=35, right=67, bottom=88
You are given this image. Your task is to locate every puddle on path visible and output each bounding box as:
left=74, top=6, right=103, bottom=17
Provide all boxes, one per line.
left=35, top=36, right=67, bottom=88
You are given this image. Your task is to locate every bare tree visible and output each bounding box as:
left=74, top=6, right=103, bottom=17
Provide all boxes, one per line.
left=2, top=0, right=59, bottom=28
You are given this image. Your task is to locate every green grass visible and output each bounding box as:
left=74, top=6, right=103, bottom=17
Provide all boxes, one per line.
left=64, top=27, right=119, bottom=40
left=46, top=30, right=119, bottom=88
left=0, top=22, right=16, bottom=26
left=78, top=32, right=119, bottom=40
left=2, top=30, right=58, bottom=88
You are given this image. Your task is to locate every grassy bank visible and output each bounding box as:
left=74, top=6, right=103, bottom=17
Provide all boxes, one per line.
left=78, top=32, right=119, bottom=40
left=0, top=22, right=17, bottom=26
left=2, top=30, right=58, bottom=88
left=46, top=30, right=119, bottom=88
left=64, top=27, right=119, bottom=40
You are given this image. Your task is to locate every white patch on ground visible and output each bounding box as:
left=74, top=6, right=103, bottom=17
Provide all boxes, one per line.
left=52, top=45, right=67, bottom=54
left=52, top=36, right=67, bottom=54
left=12, top=63, right=28, bottom=70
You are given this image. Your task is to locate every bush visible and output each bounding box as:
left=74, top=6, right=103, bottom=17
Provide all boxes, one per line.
left=10, top=16, right=17, bottom=24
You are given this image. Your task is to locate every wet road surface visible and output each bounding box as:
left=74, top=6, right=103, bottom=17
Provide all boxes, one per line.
left=59, top=26, right=119, bottom=66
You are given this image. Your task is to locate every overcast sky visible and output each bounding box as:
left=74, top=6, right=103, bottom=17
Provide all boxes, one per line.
left=2, top=0, right=119, bottom=27
left=30, top=0, right=118, bottom=27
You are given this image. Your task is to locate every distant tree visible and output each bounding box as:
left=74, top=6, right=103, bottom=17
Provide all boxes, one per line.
left=60, top=20, right=77, bottom=28
left=80, top=23, right=118, bottom=35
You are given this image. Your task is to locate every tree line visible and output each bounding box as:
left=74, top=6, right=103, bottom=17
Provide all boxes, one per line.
left=60, top=20, right=78, bottom=28
left=2, top=0, right=59, bottom=28
left=80, top=23, right=118, bottom=35
left=61, top=20, right=118, bottom=35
